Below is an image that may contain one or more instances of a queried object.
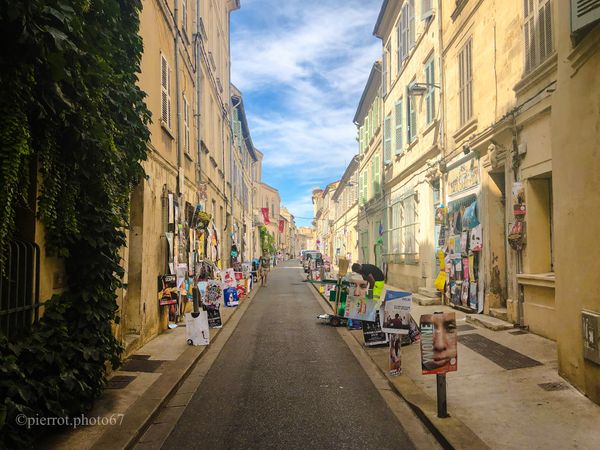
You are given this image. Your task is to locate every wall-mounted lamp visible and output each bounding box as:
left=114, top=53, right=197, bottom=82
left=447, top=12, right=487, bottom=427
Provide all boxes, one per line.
left=407, top=81, right=441, bottom=96
left=463, top=144, right=471, bottom=155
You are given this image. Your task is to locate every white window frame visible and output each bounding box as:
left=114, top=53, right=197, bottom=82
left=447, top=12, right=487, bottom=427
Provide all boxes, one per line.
left=385, top=192, right=419, bottom=264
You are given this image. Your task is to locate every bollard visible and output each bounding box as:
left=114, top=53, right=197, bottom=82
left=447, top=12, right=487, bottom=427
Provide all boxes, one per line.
left=436, top=373, right=449, bottom=418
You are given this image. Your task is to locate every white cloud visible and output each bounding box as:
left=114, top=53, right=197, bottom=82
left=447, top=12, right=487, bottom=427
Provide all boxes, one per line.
left=231, top=0, right=382, bottom=223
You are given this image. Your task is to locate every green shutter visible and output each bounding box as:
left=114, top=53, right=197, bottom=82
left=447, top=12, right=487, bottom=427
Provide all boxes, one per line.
left=374, top=154, right=381, bottom=193
left=395, top=99, right=403, bottom=155
left=384, top=115, right=392, bottom=164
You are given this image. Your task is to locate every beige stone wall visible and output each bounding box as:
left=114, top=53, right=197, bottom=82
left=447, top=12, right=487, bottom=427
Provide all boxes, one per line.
left=551, top=1, right=600, bottom=404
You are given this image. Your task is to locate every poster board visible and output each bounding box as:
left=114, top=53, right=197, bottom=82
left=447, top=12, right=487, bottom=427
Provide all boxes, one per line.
left=420, top=312, right=458, bottom=374
left=185, top=311, right=210, bottom=346
left=380, top=289, right=412, bottom=334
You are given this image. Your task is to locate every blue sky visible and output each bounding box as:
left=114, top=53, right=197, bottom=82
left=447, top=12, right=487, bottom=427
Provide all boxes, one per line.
left=231, top=0, right=383, bottom=227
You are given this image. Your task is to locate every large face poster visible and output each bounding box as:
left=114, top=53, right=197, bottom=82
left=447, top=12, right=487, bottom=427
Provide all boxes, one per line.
left=362, top=310, right=388, bottom=346
left=185, top=311, right=210, bottom=346
left=380, top=290, right=412, bottom=334
left=420, top=312, right=458, bottom=375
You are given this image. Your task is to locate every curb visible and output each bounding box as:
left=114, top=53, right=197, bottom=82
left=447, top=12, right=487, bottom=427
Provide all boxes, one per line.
left=309, top=282, right=489, bottom=450
left=90, top=284, right=261, bottom=450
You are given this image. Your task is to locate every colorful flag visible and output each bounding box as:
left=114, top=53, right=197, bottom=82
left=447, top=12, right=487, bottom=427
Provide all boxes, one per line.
left=278, top=219, right=284, bottom=233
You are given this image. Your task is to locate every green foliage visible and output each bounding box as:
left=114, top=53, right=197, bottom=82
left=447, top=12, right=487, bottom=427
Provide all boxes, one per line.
left=259, top=225, right=276, bottom=255
left=0, top=0, right=150, bottom=447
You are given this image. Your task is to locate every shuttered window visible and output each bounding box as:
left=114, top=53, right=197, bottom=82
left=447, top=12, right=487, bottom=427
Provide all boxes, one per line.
left=383, top=115, right=392, bottom=164
left=395, top=99, right=403, bottom=155
left=571, top=0, right=600, bottom=32
left=524, top=0, right=554, bottom=74
left=373, top=153, right=381, bottom=194
left=425, top=54, right=435, bottom=124
left=458, top=38, right=473, bottom=126
left=422, top=0, right=433, bottom=20
left=407, top=89, right=417, bottom=143
left=183, top=95, right=190, bottom=154
left=160, top=54, right=171, bottom=129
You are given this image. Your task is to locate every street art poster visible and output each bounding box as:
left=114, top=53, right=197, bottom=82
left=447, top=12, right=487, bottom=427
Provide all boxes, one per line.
left=380, top=289, right=412, bottom=334
left=420, top=312, right=458, bottom=375
left=343, top=293, right=379, bottom=322
left=223, top=286, right=239, bottom=307
left=206, top=307, right=222, bottom=328
left=241, top=263, right=252, bottom=279
left=512, top=181, right=526, bottom=216
left=158, top=275, right=178, bottom=306
left=362, top=311, right=389, bottom=346
left=185, top=311, right=210, bottom=346
left=389, top=333, right=402, bottom=376
left=204, top=280, right=223, bottom=308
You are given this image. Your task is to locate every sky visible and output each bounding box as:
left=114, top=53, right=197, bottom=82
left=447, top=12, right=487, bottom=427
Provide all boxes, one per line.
left=230, top=0, right=383, bottom=227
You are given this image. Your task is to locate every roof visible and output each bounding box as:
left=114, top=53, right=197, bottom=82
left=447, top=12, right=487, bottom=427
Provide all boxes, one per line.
left=373, top=0, right=400, bottom=39
left=332, top=156, right=359, bottom=201
left=353, top=61, right=382, bottom=124
left=231, top=84, right=258, bottom=162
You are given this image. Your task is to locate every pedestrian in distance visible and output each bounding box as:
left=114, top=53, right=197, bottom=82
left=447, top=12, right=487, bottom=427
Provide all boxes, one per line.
left=260, top=255, right=270, bottom=287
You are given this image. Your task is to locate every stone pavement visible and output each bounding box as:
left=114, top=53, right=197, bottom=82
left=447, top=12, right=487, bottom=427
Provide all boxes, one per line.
left=42, top=283, right=261, bottom=450
left=314, top=282, right=600, bottom=449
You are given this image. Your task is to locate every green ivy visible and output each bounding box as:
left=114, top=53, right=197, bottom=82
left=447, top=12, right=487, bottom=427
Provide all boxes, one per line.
left=0, top=1, right=150, bottom=447
left=259, top=225, right=276, bottom=255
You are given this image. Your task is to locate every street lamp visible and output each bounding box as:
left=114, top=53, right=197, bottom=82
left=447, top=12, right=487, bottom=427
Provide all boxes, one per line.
left=407, top=81, right=441, bottom=96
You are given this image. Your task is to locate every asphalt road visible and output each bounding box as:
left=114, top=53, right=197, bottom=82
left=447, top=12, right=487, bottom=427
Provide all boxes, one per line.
left=163, top=260, right=416, bottom=449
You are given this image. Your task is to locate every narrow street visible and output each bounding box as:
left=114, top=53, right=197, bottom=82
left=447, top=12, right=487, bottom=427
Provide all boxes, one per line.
left=160, top=261, right=416, bottom=449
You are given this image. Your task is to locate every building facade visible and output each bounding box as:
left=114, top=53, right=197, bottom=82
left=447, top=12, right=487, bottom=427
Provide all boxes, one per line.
left=332, top=156, right=360, bottom=265
left=374, top=0, right=442, bottom=292
left=355, top=62, right=385, bottom=268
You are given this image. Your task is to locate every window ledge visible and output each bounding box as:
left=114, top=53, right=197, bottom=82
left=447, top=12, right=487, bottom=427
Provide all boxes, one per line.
left=184, top=151, right=193, bottom=162
left=513, top=53, right=557, bottom=96
left=406, top=137, right=419, bottom=152
left=452, top=118, right=477, bottom=143
left=568, top=24, right=600, bottom=76
left=161, top=122, right=175, bottom=140
left=422, top=119, right=438, bottom=138
left=517, top=272, right=555, bottom=289
left=451, top=0, right=469, bottom=21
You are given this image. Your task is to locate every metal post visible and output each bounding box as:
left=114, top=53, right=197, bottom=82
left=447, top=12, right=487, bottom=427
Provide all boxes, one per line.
left=436, top=373, right=449, bottom=418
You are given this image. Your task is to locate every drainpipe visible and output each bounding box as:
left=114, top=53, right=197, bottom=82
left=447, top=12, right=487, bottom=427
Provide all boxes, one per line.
left=195, top=0, right=203, bottom=192
left=174, top=0, right=183, bottom=208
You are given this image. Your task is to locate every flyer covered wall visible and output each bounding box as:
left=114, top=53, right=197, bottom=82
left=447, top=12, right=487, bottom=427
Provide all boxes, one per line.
left=420, top=312, right=458, bottom=374
left=380, top=289, right=412, bottom=334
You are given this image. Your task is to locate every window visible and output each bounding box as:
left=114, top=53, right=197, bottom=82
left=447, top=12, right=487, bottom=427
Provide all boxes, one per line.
left=183, top=95, right=190, bottom=154
left=360, top=170, right=368, bottom=205
left=395, top=99, right=403, bottom=155
left=571, top=0, right=600, bottom=33
left=160, top=54, right=171, bottom=129
left=458, top=38, right=473, bottom=126
left=383, top=115, right=392, bottom=163
left=425, top=55, right=435, bottom=124
left=371, top=154, right=381, bottom=196
left=382, top=42, right=390, bottom=97
left=422, top=0, right=433, bottom=20
left=407, top=83, right=417, bottom=143
left=385, top=192, right=419, bottom=263
left=524, top=0, right=553, bottom=73
left=365, top=115, right=370, bottom=145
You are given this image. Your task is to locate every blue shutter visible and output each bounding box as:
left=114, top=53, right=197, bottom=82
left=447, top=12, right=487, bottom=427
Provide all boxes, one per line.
left=384, top=115, right=392, bottom=164
left=395, top=99, right=403, bottom=155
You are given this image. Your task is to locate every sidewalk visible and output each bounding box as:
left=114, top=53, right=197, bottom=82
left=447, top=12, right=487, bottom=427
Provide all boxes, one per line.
left=315, top=282, right=600, bottom=450
left=42, top=284, right=261, bottom=450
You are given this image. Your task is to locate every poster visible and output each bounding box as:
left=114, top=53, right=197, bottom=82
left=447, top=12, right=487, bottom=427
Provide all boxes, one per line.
left=206, top=307, right=222, bottom=328
left=380, top=289, right=412, bottom=334
left=420, top=312, right=458, bottom=375
left=362, top=311, right=389, bottom=346
left=223, top=286, right=239, bottom=307
left=512, top=181, right=526, bottom=216
left=158, top=275, right=178, bottom=305
left=343, top=293, right=379, bottom=322
left=185, top=311, right=209, bottom=346
left=389, top=334, right=402, bottom=376
left=204, top=280, right=223, bottom=308
left=222, top=268, right=236, bottom=288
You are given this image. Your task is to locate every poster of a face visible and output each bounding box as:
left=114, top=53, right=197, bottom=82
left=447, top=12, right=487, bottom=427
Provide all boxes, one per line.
left=380, top=290, right=412, bottom=334
left=420, top=312, right=458, bottom=375
left=362, top=311, right=389, bottom=346
left=234, top=271, right=244, bottom=282
left=343, top=294, right=379, bottom=322
left=204, top=280, right=223, bottom=308
left=389, top=334, right=402, bottom=376
left=223, top=286, right=239, bottom=307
